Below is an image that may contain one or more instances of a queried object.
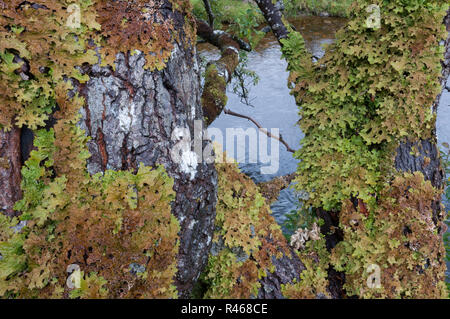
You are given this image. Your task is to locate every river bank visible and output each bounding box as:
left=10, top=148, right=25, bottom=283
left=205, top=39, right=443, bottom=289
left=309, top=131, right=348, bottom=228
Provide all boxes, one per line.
left=190, top=0, right=352, bottom=29
left=284, top=0, right=352, bottom=17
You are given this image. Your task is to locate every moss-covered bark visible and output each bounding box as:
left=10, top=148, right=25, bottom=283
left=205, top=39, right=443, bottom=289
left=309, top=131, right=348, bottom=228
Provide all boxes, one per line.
left=256, top=0, right=449, bottom=298
left=0, top=127, right=22, bottom=217
left=196, top=18, right=246, bottom=125
left=199, top=152, right=305, bottom=299
left=0, top=0, right=216, bottom=298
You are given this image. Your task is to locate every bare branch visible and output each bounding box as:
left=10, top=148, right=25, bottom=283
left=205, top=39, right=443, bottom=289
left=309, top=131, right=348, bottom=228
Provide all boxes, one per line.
left=253, top=0, right=289, bottom=45
left=223, top=108, right=296, bottom=153
left=202, top=0, right=215, bottom=28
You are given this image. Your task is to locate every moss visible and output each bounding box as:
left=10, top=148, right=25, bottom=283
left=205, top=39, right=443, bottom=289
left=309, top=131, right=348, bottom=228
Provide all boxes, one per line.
left=201, top=64, right=229, bottom=125
left=191, top=0, right=352, bottom=23
left=283, top=0, right=353, bottom=18
left=191, top=0, right=265, bottom=48
left=190, top=0, right=265, bottom=27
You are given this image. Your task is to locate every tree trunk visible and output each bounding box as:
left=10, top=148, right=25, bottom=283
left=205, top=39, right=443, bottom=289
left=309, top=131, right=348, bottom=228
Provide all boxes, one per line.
left=256, top=245, right=306, bottom=298
left=0, top=0, right=218, bottom=299
left=0, top=126, right=22, bottom=217
left=77, top=13, right=218, bottom=297
left=255, top=1, right=450, bottom=298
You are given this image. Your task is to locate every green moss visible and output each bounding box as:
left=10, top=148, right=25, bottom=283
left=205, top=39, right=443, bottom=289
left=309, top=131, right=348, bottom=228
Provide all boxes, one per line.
left=191, top=0, right=264, bottom=47
left=202, top=64, right=229, bottom=124
left=191, top=0, right=265, bottom=27
left=191, top=0, right=352, bottom=21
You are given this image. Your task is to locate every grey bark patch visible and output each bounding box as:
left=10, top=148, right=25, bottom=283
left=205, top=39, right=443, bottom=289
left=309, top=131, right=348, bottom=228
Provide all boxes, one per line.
left=394, top=139, right=444, bottom=189
left=257, top=245, right=305, bottom=299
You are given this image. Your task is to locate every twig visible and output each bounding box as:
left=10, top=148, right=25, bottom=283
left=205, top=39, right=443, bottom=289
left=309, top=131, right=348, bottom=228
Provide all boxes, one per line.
left=223, top=108, right=296, bottom=153
left=202, top=0, right=215, bottom=29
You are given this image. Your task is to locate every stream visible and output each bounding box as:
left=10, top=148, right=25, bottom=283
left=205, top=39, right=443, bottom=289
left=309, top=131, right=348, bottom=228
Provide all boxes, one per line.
left=199, top=15, right=450, bottom=254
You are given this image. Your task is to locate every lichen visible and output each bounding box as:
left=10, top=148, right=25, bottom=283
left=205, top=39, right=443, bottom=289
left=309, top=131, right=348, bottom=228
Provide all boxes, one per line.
left=0, top=0, right=186, bottom=299
left=200, top=153, right=290, bottom=298
left=280, top=0, right=449, bottom=298
left=0, top=127, right=179, bottom=298
left=284, top=0, right=448, bottom=210
left=282, top=231, right=330, bottom=299
left=331, top=172, right=447, bottom=298
left=0, top=0, right=196, bottom=130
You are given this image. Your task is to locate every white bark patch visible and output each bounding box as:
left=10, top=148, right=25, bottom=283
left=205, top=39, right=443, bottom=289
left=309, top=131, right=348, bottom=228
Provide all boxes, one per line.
left=171, top=127, right=198, bottom=180
left=226, top=46, right=240, bottom=56
left=180, top=149, right=199, bottom=181
left=118, top=101, right=135, bottom=131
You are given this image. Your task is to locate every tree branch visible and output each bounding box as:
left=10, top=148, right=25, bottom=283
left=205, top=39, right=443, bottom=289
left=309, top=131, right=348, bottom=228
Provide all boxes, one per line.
left=202, top=0, right=215, bottom=28
left=197, top=18, right=251, bottom=125
left=196, top=18, right=251, bottom=52
left=253, top=0, right=289, bottom=45
left=223, top=108, right=296, bottom=153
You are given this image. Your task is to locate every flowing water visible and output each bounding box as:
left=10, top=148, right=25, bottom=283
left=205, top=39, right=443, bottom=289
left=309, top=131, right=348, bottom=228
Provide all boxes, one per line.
left=199, top=16, right=349, bottom=224
left=199, top=16, right=450, bottom=253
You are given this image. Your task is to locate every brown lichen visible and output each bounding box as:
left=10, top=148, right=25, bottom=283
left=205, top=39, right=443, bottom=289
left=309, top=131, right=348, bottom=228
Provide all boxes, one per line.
left=331, top=172, right=447, bottom=298
left=201, top=154, right=290, bottom=298
left=0, top=0, right=186, bottom=299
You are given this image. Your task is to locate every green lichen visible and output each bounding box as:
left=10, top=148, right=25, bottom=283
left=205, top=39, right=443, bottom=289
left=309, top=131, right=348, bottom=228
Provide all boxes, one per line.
left=0, top=0, right=186, bottom=299
left=331, top=172, right=447, bottom=298
left=0, top=127, right=179, bottom=298
left=286, top=0, right=447, bottom=210
left=0, top=0, right=195, bottom=129
left=280, top=0, right=449, bottom=298
left=281, top=232, right=330, bottom=299
left=200, top=153, right=290, bottom=298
